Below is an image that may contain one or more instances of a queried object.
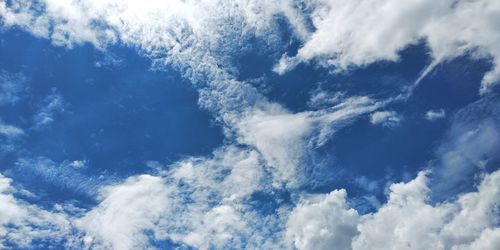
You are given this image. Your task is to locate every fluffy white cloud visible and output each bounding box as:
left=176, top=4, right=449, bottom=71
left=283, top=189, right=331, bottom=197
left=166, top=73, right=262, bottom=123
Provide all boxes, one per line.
left=279, top=0, right=500, bottom=93
left=354, top=169, right=500, bottom=250
left=286, top=190, right=359, bottom=250
left=285, top=169, right=500, bottom=250
left=0, top=174, right=76, bottom=248
left=76, top=175, right=173, bottom=250
left=2, top=160, right=500, bottom=249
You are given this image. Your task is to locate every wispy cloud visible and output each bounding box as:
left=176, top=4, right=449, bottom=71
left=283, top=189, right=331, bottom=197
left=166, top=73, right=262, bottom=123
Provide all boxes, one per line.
left=426, top=109, right=446, bottom=121
left=432, top=94, right=500, bottom=197
left=32, top=89, right=66, bottom=129
left=370, top=111, right=402, bottom=127
left=0, top=70, right=27, bottom=106
left=0, top=121, right=24, bottom=138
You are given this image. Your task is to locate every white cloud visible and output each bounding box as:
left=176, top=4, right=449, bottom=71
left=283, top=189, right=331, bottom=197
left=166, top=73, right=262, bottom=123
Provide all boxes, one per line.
left=235, top=96, right=382, bottom=187
left=0, top=174, right=76, bottom=248
left=286, top=189, right=359, bottom=250
left=433, top=95, right=500, bottom=196
left=356, top=169, right=500, bottom=250
left=285, top=169, right=500, bottom=250
left=1, top=0, right=390, bottom=189
left=0, top=70, right=27, bottom=106
left=32, top=90, right=66, bottom=129
left=370, top=111, right=402, bottom=127
left=13, top=157, right=105, bottom=197
left=2, top=159, right=500, bottom=249
left=426, top=109, right=446, bottom=121
left=0, top=121, right=24, bottom=138
left=0, top=120, right=24, bottom=155
left=76, top=175, right=173, bottom=250
left=1, top=1, right=499, bottom=249
left=67, top=160, right=88, bottom=169
left=280, top=0, right=500, bottom=93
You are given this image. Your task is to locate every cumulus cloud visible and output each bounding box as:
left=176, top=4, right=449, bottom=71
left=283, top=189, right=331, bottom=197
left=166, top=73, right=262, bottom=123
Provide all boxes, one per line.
left=285, top=169, right=500, bottom=250
left=2, top=158, right=500, bottom=249
left=352, top=169, right=500, bottom=250
left=370, top=111, right=402, bottom=127
left=279, top=0, right=500, bottom=93
left=426, top=109, right=446, bottom=121
left=286, top=190, right=359, bottom=250
left=76, top=175, right=173, bottom=250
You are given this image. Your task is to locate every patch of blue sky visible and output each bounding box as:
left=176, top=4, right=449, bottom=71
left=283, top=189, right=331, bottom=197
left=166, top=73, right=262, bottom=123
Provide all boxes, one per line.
left=0, top=29, right=224, bottom=205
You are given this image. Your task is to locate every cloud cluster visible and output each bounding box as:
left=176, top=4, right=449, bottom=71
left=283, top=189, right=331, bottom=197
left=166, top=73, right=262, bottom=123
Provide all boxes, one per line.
left=1, top=0, right=499, bottom=249
left=2, top=163, right=499, bottom=249
left=287, top=170, right=500, bottom=250
left=277, top=0, right=500, bottom=93
left=0, top=174, right=76, bottom=248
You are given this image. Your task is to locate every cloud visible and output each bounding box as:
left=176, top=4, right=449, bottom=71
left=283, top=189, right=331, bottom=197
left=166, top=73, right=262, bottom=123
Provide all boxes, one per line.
left=1, top=1, right=499, bottom=249
left=235, top=96, right=382, bottom=188
left=1, top=0, right=389, bottom=190
left=0, top=174, right=76, bottom=248
left=352, top=169, right=500, bottom=250
left=12, top=157, right=106, bottom=197
left=0, top=70, right=27, bottom=106
left=426, top=109, right=446, bottom=121
left=76, top=175, right=173, bottom=250
left=2, top=160, right=500, bottom=249
left=370, top=111, right=402, bottom=127
left=32, top=89, right=66, bottom=129
left=67, top=160, right=88, bottom=169
left=285, top=169, right=500, bottom=250
left=0, top=121, right=23, bottom=138
left=72, top=145, right=284, bottom=249
left=0, top=120, right=24, bottom=156
left=286, top=189, right=359, bottom=250
left=432, top=94, right=500, bottom=196
left=279, top=0, right=500, bottom=93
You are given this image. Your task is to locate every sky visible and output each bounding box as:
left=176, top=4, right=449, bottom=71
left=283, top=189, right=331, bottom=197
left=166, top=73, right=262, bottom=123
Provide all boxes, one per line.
left=0, top=0, right=499, bottom=249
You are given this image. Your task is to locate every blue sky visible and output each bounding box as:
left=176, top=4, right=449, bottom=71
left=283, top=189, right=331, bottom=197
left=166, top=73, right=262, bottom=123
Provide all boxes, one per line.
left=0, top=1, right=499, bottom=249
